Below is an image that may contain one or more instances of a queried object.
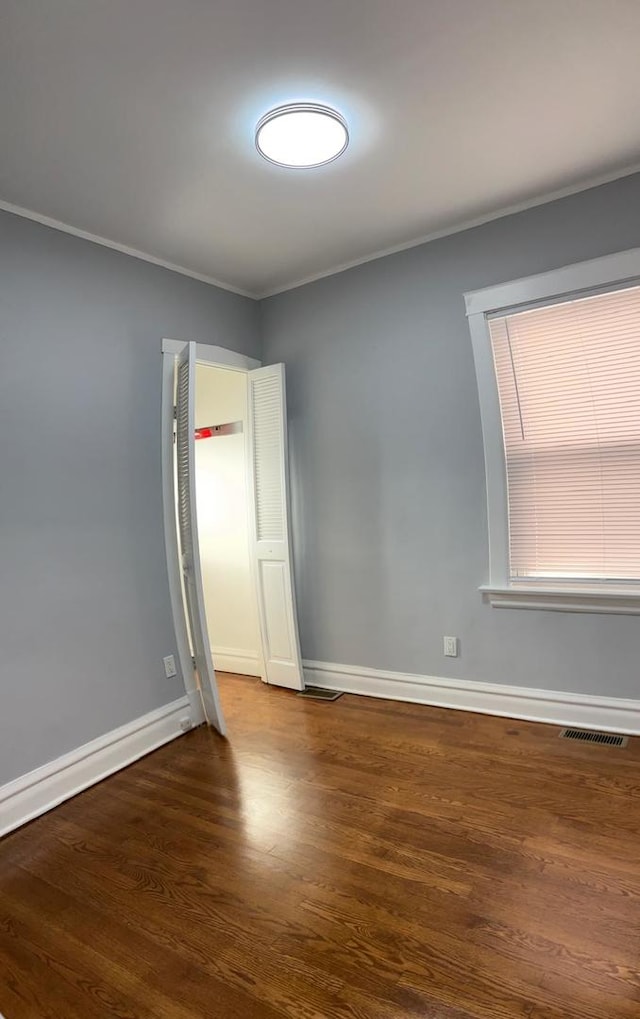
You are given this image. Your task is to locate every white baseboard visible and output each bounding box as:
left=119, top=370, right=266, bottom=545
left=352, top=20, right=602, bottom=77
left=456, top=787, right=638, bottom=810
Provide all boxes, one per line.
left=0, top=696, right=198, bottom=837
left=303, top=659, right=640, bottom=736
left=213, top=646, right=262, bottom=677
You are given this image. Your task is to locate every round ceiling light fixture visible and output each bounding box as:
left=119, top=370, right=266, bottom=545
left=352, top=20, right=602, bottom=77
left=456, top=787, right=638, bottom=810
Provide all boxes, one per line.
left=255, top=103, right=349, bottom=168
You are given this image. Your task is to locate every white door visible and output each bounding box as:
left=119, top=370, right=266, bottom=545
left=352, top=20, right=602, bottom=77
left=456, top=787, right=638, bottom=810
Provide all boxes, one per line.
left=175, top=343, right=226, bottom=733
left=247, top=364, right=304, bottom=690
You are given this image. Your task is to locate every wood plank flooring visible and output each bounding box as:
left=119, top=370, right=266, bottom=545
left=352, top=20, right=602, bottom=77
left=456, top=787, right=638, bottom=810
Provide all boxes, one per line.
left=1, top=673, right=640, bottom=1018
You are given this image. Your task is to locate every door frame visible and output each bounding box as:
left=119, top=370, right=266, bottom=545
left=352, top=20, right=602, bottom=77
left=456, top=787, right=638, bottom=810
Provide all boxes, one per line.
left=161, top=338, right=262, bottom=715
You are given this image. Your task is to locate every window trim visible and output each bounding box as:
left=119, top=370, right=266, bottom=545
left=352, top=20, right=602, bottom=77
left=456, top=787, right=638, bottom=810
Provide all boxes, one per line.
left=465, top=247, right=640, bottom=614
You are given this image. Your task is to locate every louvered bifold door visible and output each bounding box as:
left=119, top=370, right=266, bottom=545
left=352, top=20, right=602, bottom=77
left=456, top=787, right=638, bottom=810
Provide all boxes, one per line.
left=175, top=343, right=226, bottom=733
left=247, top=364, right=304, bottom=690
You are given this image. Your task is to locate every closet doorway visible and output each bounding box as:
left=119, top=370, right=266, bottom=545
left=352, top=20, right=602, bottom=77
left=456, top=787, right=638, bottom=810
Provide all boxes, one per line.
left=195, top=362, right=262, bottom=681
left=161, top=340, right=304, bottom=736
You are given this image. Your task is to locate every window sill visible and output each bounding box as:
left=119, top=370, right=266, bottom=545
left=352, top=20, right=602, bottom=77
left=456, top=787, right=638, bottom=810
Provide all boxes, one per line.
left=480, top=584, right=640, bottom=615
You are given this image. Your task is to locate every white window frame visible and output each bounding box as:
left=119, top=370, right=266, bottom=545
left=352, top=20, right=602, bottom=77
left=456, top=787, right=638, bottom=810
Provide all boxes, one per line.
left=465, top=247, right=640, bottom=615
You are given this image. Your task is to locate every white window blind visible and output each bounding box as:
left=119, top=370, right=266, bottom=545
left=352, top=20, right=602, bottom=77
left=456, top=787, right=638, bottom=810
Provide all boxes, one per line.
left=489, top=283, right=640, bottom=583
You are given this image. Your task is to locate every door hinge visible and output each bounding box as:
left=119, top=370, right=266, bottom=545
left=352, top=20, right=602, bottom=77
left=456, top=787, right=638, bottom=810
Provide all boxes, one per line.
left=191, top=655, right=196, bottom=669
left=173, top=406, right=177, bottom=419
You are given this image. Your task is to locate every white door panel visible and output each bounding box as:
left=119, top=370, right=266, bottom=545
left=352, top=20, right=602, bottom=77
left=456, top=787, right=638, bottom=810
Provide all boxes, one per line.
left=248, top=365, right=304, bottom=691
left=260, top=560, right=293, bottom=660
left=175, top=342, right=226, bottom=733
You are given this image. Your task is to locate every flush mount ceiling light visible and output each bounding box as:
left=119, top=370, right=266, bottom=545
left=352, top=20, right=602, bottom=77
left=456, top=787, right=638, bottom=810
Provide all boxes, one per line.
left=255, top=103, right=349, bottom=168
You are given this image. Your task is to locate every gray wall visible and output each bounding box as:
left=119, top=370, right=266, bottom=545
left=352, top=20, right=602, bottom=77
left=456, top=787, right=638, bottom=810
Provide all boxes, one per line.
left=0, top=210, right=259, bottom=784
left=4, top=172, right=640, bottom=790
left=262, top=173, right=640, bottom=700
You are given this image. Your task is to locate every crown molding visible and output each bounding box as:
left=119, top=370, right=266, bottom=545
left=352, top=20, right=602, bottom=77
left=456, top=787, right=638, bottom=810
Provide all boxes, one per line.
left=0, top=199, right=256, bottom=299
left=256, top=162, right=640, bottom=299
left=4, top=160, right=640, bottom=303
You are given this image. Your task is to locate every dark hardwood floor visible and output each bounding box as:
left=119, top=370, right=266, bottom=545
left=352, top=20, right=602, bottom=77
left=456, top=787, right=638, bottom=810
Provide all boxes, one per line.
left=1, top=674, right=640, bottom=1018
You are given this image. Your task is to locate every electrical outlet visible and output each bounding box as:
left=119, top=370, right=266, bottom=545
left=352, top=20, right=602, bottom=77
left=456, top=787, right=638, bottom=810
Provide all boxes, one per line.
left=443, top=636, right=458, bottom=658
left=179, top=716, right=193, bottom=732
left=163, top=654, right=177, bottom=678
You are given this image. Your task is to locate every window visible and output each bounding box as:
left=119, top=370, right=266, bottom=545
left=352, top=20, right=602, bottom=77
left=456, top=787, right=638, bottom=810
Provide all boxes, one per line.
left=466, top=248, right=640, bottom=613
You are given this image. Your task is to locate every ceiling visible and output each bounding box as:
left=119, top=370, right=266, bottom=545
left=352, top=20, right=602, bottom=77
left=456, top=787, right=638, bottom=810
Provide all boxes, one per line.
left=2, top=0, right=640, bottom=298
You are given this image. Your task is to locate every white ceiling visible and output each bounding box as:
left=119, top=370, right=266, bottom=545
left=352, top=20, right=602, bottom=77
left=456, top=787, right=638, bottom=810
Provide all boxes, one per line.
left=2, top=0, right=640, bottom=298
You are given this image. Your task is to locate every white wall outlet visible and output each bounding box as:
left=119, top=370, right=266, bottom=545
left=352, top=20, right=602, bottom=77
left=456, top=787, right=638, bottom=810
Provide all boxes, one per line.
left=179, top=716, right=193, bottom=732
left=443, top=636, right=459, bottom=657
left=163, top=654, right=177, bottom=678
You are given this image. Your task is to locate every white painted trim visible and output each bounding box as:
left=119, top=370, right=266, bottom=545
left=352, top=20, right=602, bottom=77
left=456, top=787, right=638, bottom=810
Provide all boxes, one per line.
left=6, top=165, right=640, bottom=303
left=0, top=200, right=254, bottom=298
left=212, top=646, right=262, bottom=677
left=464, top=247, right=640, bottom=316
left=162, top=338, right=260, bottom=369
left=466, top=248, right=640, bottom=605
left=467, top=308, right=510, bottom=584
left=6, top=167, right=640, bottom=305
left=0, top=697, right=195, bottom=837
left=303, top=660, right=640, bottom=736
left=480, top=585, right=640, bottom=614
left=161, top=348, right=205, bottom=720
left=161, top=341, right=261, bottom=714
left=257, top=163, right=640, bottom=299
left=161, top=339, right=264, bottom=716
